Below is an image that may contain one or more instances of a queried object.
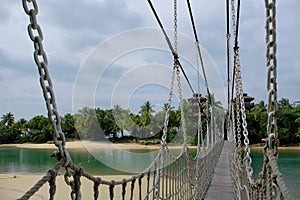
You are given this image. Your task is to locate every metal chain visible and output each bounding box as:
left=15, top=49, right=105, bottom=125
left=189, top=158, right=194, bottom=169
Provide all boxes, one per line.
left=198, top=99, right=203, bottom=148
left=265, top=0, right=278, bottom=144
left=156, top=52, right=177, bottom=200
left=231, top=0, right=237, bottom=40
left=231, top=0, right=241, bottom=148
left=174, top=0, right=178, bottom=54
left=176, top=61, right=187, bottom=146
left=160, top=0, right=179, bottom=145
left=231, top=100, right=236, bottom=141
left=22, top=0, right=71, bottom=165
left=205, top=95, right=210, bottom=147
left=234, top=69, right=242, bottom=150
left=195, top=41, right=203, bottom=148
left=234, top=47, right=254, bottom=179
left=226, top=2, right=232, bottom=135
left=161, top=64, right=176, bottom=145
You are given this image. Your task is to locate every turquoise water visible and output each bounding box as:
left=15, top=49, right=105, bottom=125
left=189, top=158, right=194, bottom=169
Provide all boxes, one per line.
left=251, top=148, right=300, bottom=199
left=0, top=147, right=299, bottom=198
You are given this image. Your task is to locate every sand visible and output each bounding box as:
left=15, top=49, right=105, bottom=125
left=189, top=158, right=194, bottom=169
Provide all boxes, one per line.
left=0, top=140, right=196, bottom=150
left=0, top=141, right=166, bottom=149
left=0, top=141, right=158, bottom=150
left=0, top=173, right=146, bottom=200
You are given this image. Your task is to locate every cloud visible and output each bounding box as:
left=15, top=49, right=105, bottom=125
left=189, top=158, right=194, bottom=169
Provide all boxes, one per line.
left=0, top=0, right=298, bottom=120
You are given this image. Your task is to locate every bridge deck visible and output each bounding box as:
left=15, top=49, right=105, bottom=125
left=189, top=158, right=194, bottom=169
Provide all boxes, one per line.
left=204, top=141, right=234, bottom=200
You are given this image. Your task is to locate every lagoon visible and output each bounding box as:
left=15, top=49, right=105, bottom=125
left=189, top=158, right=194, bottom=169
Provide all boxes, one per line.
left=0, top=146, right=299, bottom=198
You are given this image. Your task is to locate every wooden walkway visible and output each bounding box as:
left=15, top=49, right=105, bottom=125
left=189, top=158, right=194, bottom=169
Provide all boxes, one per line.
left=204, top=141, right=234, bottom=199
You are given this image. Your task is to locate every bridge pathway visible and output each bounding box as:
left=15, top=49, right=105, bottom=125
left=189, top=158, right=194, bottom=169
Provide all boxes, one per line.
left=204, top=141, right=234, bottom=199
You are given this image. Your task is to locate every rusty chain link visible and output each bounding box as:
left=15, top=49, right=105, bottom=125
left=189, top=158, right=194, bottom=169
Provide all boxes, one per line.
left=22, top=0, right=71, bottom=165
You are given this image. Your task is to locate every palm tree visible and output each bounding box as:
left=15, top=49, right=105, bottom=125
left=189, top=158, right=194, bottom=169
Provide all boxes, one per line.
left=74, top=107, right=101, bottom=140
left=139, top=101, right=154, bottom=127
left=1, top=112, right=15, bottom=126
left=278, top=98, right=292, bottom=109
left=138, top=101, right=155, bottom=138
left=139, top=101, right=155, bottom=115
left=209, top=94, right=223, bottom=109
left=112, top=105, right=131, bottom=138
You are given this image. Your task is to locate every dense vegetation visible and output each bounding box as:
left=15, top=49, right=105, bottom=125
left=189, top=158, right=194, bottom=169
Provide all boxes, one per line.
left=0, top=98, right=299, bottom=145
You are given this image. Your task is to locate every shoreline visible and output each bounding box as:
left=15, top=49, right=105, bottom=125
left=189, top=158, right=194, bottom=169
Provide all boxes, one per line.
left=1, top=141, right=299, bottom=150
left=0, top=140, right=200, bottom=150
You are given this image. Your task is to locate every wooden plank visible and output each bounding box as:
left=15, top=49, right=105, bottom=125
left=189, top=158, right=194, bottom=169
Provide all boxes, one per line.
left=204, top=141, right=234, bottom=200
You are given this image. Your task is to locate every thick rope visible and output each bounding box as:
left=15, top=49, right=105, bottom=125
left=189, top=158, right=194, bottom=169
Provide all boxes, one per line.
left=18, top=161, right=63, bottom=200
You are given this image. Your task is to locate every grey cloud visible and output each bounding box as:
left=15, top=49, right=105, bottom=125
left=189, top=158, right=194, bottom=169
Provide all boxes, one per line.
left=44, top=0, right=142, bottom=34
left=0, top=0, right=299, bottom=119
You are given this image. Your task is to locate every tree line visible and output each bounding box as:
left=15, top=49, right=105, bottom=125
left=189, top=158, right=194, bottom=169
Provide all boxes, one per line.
left=0, top=98, right=299, bottom=145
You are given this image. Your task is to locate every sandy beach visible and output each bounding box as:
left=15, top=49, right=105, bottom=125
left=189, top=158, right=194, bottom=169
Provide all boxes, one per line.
left=0, top=140, right=199, bottom=150
left=0, top=141, right=159, bottom=150
left=1, top=140, right=298, bottom=150
left=0, top=173, right=149, bottom=200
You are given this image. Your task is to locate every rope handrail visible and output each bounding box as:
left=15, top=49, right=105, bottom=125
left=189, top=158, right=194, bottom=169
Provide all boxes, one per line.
left=19, top=138, right=224, bottom=200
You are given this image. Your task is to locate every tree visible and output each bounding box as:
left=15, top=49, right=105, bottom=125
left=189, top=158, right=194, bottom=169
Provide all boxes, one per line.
left=94, top=108, right=119, bottom=139
left=277, top=99, right=298, bottom=144
left=112, top=105, right=134, bottom=138
left=209, top=94, right=223, bottom=109
left=74, top=107, right=103, bottom=140
left=278, top=98, right=292, bottom=110
left=62, top=114, right=78, bottom=139
left=1, top=112, right=15, bottom=126
left=26, top=115, right=53, bottom=143
left=149, top=103, right=181, bottom=142
left=246, top=101, right=267, bottom=144
left=0, top=113, right=21, bottom=144
left=138, top=101, right=155, bottom=138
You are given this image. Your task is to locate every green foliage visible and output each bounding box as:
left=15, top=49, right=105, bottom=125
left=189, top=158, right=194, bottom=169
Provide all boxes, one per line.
left=246, top=101, right=267, bottom=144
left=0, top=113, right=25, bottom=144
left=245, top=99, right=300, bottom=145
left=74, top=107, right=102, bottom=140
left=276, top=99, right=299, bottom=144
left=25, top=115, right=53, bottom=143
left=0, top=98, right=299, bottom=145
left=62, top=114, right=78, bottom=139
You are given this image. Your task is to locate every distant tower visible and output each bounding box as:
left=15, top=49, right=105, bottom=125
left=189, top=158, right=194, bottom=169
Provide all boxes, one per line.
left=188, top=93, right=206, bottom=117
left=243, top=93, right=254, bottom=110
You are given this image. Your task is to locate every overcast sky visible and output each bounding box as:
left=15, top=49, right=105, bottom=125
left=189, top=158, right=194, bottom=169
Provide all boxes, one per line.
left=0, top=0, right=299, bottom=120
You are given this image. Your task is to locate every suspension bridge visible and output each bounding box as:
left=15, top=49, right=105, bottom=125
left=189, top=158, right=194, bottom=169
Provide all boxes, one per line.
left=18, top=0, right=290, bottom=199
